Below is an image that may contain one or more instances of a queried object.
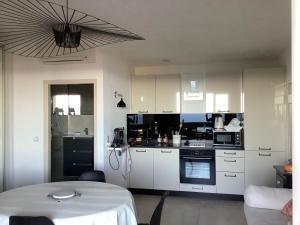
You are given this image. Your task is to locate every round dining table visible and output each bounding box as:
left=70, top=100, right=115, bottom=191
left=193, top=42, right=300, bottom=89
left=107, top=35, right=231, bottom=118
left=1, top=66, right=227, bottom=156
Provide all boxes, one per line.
left=0, top=181, right=137, bottom=225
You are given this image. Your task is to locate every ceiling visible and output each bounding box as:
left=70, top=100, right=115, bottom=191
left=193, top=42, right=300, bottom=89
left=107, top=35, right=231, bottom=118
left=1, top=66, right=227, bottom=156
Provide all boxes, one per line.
left=55, top=0, right=291, bottom=66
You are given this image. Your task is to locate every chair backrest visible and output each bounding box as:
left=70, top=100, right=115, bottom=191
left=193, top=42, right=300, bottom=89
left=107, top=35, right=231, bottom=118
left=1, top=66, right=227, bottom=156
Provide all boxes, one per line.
left=78, top=170, right=106, bottom=182
left=9, top=216, right=54, bottom=225
left=149, top=191, right=169, bottom=225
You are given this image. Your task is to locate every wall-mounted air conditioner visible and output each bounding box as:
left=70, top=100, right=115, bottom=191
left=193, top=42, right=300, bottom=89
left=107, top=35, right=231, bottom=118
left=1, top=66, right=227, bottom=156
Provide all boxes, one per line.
left=41, top=49, right=96, bottom=64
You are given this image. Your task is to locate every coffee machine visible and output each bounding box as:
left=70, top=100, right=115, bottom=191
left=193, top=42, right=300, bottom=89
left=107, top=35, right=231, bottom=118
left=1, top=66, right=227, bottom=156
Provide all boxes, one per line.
left=111, top=127, right=124, bottom=147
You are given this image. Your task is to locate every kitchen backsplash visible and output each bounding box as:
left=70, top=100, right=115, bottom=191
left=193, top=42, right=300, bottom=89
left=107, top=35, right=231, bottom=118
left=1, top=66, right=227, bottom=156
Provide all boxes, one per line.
left=127, top=113, right=244, bottom=143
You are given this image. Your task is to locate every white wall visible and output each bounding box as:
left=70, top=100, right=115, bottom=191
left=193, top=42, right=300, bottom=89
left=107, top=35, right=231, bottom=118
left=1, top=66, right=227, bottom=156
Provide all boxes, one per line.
left=0, top=49, right=3, bottom=192
left=100, top=50, right=131, bottom=187
left=4, top=48, right=131, bottom=189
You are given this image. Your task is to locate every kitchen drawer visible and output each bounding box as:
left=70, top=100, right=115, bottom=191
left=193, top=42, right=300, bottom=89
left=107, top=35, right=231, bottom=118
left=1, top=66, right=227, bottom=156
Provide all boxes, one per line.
left=179, top=183, right=216, bottom=193
left=216, top=172, right=245, bottom=195
left=63, top=137, right=94, bottom=151
left=64, top=151, right=93, bottom=164
left=215, top=149, right=244, bottom=158
left=64, top=162, right=94, bottom=176
left=216, top=157, right=244, bottom=172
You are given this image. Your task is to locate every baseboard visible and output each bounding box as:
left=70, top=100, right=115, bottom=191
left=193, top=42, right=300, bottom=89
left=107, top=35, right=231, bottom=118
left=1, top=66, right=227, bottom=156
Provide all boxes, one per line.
left=128, top=188, right=244, bottom=201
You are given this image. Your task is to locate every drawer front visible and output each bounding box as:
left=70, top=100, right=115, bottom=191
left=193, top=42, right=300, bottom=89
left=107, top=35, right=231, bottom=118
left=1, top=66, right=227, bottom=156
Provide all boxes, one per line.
left=179, top=183, right=216, bottom=193
left=64, top=151, right=94, bottom=164
left=216, top=157, right=244, bottom=172
left=216, top=172, right=245, bottom=195
left=63, top=137, right=94, bottom=151
left=64, top=162, right=94, bottom=176
left=216, top=150, right=244, bottom=158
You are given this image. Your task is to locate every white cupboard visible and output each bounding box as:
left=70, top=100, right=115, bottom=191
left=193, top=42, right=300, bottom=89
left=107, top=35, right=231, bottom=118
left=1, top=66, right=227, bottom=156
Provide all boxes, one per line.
left=243, top=68, right=287, bottom=151
left=153, top=149, right=179, bottom=190
left=181, top=74, right=206, bottom=113
left=245, top=151, right=286, bottom=187
left=131, top=76, right=156, bottom=113
left=205, top=71, right=243, bottom=113
left=216, top=172, right=245, bottom=195
left=156, top=75, right=180, bottom=113
left=129, top=148, right=154, bottom=189
left=216, top=149, right=245, bottom=195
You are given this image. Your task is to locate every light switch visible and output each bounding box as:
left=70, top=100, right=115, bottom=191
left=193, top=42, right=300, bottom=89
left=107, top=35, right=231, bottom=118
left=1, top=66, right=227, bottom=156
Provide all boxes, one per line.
left=33, top=136, right=39, bottom=142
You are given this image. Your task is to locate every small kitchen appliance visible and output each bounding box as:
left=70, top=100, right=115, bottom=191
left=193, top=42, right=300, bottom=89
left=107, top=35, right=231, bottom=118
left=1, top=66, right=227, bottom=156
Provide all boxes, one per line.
left=213, top=130, right=243, bottom=147
left=111, top=127, right=124, bottom=147
left=214, top=115, right=224, bottom=130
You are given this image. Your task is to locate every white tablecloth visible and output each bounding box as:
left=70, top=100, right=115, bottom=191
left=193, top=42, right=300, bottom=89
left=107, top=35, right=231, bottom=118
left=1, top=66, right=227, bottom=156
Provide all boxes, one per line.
left=0, top=181, right=137, bottom=225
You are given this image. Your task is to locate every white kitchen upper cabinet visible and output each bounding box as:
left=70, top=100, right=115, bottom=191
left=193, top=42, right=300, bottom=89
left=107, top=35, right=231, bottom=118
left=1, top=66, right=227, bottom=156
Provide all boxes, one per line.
left=244, top=68, right=287, bottom=151
left=156, top=75, right=180, bottom=113
left=131, top=76, right=155, bottom=113
left=205, top=71, right=242, bottom=113
left=154, top=149, right=179, bottom=191
left=129, top=148, right=154, bottom=189
left=245, top=150, right=286, bottom=187
left=181, top=74, right=205, bottom=113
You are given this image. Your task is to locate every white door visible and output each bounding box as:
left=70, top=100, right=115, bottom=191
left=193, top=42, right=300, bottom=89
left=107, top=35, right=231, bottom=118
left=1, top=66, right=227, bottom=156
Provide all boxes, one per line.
left=181, top=74, right=206, bottom=113
left=205, top=71, right=242, bottom=113
left=245, top=150, right=286, bottom=187
left=154, top=149, right=179, bottom=190
left=156, top=75, right=180, bottom=113
left=244, top=68, right=287, bottom=151
left=131, top=76, right=156, bottom=113
left=129, top=148, right=154, bottom=189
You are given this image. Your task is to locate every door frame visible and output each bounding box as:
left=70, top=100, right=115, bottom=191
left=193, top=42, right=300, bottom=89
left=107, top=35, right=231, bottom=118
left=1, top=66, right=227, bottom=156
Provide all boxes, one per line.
left=43, top=79, right=97, bottom=182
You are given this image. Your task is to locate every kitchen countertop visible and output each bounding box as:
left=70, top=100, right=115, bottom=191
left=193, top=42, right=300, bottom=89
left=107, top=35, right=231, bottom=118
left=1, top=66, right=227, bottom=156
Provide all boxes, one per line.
left=129, top=143, right=244, bottom=150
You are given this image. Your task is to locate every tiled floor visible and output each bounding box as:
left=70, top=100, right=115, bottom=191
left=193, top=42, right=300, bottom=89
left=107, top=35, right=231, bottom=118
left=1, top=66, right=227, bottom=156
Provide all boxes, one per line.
left=133, top=194, right=247, bottom=225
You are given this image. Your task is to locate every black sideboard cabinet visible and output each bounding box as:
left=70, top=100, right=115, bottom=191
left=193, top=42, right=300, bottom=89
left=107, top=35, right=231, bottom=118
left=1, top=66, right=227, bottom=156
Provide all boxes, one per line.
left=63, top=136, right=94, bottom=177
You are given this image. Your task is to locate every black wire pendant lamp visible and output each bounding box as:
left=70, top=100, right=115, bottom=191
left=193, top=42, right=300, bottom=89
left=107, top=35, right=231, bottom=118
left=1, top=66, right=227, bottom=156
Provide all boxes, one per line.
left=0, top=0, right=144, bottom=58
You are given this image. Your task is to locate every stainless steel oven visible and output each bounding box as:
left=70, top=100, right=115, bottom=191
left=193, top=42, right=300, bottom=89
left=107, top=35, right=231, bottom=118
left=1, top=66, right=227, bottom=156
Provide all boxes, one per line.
left=180, top=148, right=216, bottom=185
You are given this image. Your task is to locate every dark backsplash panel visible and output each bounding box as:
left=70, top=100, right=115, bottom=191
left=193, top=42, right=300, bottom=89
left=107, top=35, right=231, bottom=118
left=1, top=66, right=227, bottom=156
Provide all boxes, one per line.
left=127, top=113, right=244, bottom=142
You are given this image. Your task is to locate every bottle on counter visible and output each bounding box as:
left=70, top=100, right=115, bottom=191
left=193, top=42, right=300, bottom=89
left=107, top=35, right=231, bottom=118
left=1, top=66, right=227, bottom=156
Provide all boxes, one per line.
left=163, top=134, right=168, bottom=144
left=157, top=134, right=162, bottom=143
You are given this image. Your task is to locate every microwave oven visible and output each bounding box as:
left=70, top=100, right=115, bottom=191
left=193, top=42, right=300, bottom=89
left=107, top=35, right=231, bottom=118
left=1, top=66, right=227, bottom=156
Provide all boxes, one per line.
left=213, top=130, right=243, bottom=147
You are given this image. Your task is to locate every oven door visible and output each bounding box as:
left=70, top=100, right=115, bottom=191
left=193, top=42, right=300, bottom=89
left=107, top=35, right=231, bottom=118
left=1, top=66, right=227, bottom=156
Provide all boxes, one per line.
left=180, top=155, right=216, bottom=185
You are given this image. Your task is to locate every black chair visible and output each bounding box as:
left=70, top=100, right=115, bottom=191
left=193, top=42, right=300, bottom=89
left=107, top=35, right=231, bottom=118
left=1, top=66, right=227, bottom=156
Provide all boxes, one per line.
left=78, top=170, right=106, bottom=182
left=9, top=216, right=54, bottom=225
left=139, top=191, right=169, bottom=225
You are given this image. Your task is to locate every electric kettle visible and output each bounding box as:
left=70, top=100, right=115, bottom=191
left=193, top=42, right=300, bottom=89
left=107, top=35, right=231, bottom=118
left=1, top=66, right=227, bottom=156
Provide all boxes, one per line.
left=214, top=116, right=224, bottom=130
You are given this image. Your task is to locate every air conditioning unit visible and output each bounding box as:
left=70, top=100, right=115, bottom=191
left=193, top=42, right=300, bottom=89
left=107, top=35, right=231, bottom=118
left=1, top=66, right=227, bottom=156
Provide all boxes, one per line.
left=41, top=50, right=96, bottom=64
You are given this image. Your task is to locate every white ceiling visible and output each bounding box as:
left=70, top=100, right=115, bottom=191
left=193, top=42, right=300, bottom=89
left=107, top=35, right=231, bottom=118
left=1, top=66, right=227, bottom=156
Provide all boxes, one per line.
left=64, top=0, right=291, bottom=66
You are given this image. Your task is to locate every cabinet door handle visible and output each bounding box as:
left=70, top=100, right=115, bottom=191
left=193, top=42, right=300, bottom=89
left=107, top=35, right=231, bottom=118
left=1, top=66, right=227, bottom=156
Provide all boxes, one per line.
left=218, top=110, right=230, bottom=113
left=259, top=153, right=272, bottom=157
left=224, top=152, right=236, bottom=155
left=224, top=174, right=237, bottom=178
left=138, top=110, right=148, bottom=114
left=136, top=150, right=146, bottom=153
left=161, top=150, right=172, bottom=153
left=162, top=110, right=173, bottom=113
left=192, top=186, right=203, bottom=190
left=224, top=159, right=237, bottom=163
left=259, top=147, right=272, bottom=150
left=72, top=163, right=93, bottom=166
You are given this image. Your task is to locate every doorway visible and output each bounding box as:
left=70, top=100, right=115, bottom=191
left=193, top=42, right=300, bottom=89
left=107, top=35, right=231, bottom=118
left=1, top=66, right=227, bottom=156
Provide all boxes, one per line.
left=49, top=83, right=94, bottom=181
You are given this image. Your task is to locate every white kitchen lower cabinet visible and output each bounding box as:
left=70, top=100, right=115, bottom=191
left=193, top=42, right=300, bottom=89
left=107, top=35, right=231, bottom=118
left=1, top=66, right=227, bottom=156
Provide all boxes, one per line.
left=216, top=157, right=244, bottom=173
left=154, top=149, right=179, bottom=191
left=245, top=150, right=286, bottom=187
left=129, top=148, right=154, bottom=189
left=216, top=172, right=245, bottom=195
left=179, top=183, right=217, bottom=193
